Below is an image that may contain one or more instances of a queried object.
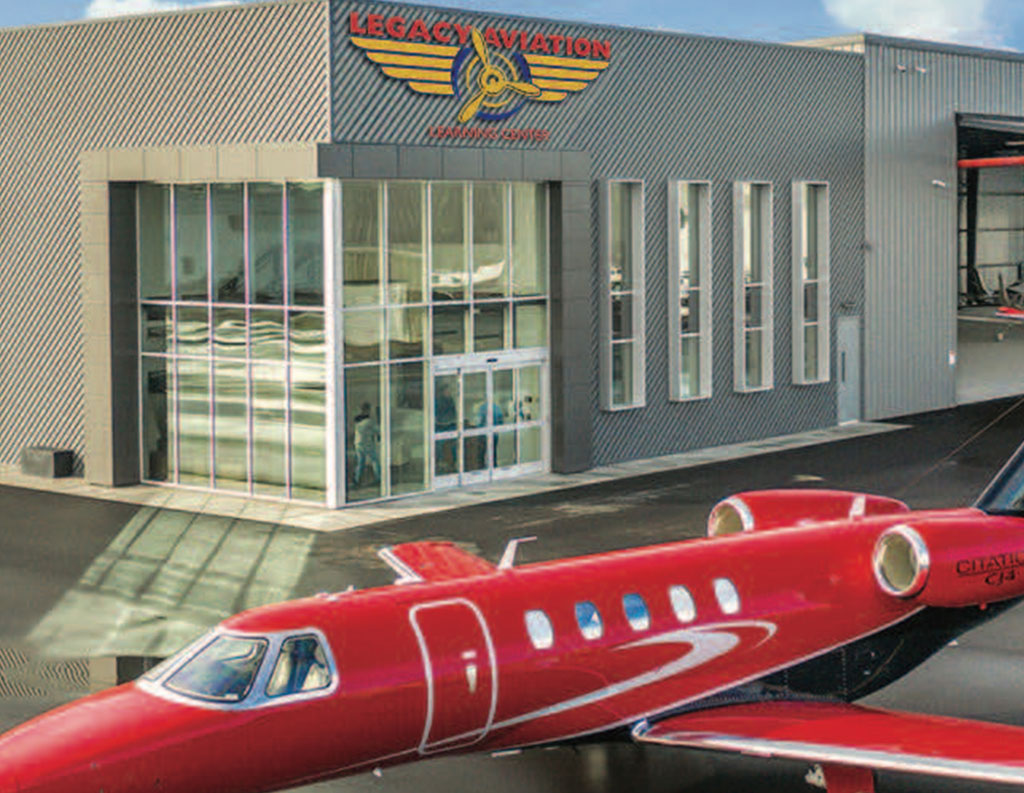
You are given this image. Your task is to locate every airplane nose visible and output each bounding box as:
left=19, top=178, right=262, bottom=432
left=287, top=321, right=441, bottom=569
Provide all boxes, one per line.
left=0, top=683, right=212, bottom=793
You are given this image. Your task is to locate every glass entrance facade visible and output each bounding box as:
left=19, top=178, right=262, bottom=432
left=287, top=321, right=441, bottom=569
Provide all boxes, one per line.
left=138, top=179, right=549, bottom=506
left=341, top=180, right=549, bottom=503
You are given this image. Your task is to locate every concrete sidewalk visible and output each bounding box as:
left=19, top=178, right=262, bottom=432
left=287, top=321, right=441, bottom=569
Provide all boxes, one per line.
left=0, top=421, right=904, bottom=533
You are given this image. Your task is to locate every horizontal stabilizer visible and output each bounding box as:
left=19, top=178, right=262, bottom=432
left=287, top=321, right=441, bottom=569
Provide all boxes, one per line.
left=378, top=541, right=495, bottom=584
left=634, top=700, right=1024, bottom=787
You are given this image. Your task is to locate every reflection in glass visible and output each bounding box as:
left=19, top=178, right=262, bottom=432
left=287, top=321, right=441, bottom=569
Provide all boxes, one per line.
left=680, top=336, right=700, bottom=398
left=473, top=303, right=506, bottom=352
left=804, top=283, right=819, bottom=322
left=612, top=343, right=634, bottom=406
left=250, top=183, right=284, bottom=305
left=142, top=304, right=172, bottom=354
left=211, top=184, right=245, bottom=303
left=463, top=371, right=487, bottom=430
left=139, top=184, right=172, bottom=301
left=431, top=183, right=466, bottom=301
left=494, top=369, right=514, bottom=424
left=745, top=286, right=763, bottom=327
left=387, top=182, right=425, bottom=304
left=176, top=306, right=210, bottom=357
left=742, top=183, right=766, bottom=282
left=804, top=325, right=819, bottom=382
left=344, top=309, right=382, bottom=363
left=514, top=301, right=546, bottom=349
left=495, top=429, right=516, bottom=468
left=388, top=306, right=426, bottom=359
left=288, top=183, right=324, bottom=306
left=612, top=295, right=633, bottom=340
left=214, top=361, right=248, bottom=492
left=434, top=372, right=458, bottom=429
left=746, top=330, right=764, bottom=388
left=175, top=185, right=208, bottom=302
left=432, top=304, right=467, bottom=355
left=250, top=309, right=285, bottom=361
left=680, top=291, right=699, bottom=334
left=346, top=365, right=382, bottom=501
left=390, top=362, right=427, bottom=496
left=609, top=182, right=633, bottom=291
left=142, top=357, right=173, bottom=481
left=290, top=311, right=325, bottom=365
left=802, top=183, right=820, bottom=281
left=516, top=366, right=542, bottom=422
left=343, top=181, right=381, bottom=307
left=252, top=362, right=286, bottom=497
left=177, top=358, right=210, bottom=486
left=463, top=435, right=487, bottom=473
left=519, top=426, right=541, bottom=465
left=291, top=366, right=326, bottom=501
left=213, top=308, right=246, bottom=359
left=435, top=439, right=458, bottom=476
left=473, top=183, right=508, bottom=299
left=512, top=183, right=547, bottom=297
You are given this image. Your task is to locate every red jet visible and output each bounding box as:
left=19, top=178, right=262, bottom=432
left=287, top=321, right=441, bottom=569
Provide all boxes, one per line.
left=4, top=444, right=1024, bottom=793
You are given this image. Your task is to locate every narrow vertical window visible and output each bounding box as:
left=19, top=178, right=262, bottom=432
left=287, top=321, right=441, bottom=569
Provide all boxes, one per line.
left=793, top=182, right=830, bottom=384
left=669, top=181, right=712, bottom=400
left=602, top=180, right=645, bottom=409
left=733, top=182, right=773, bottom=391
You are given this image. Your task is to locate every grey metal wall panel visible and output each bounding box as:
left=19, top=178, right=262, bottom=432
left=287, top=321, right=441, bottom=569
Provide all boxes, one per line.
left=331, top=2, right=864, bottom=465
left=862, top=38, right=1024, bottom=419
left=0, top=1, right=330, bottom=467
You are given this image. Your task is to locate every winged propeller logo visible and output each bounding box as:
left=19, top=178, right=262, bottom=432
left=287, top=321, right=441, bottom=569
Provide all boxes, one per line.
left=349, top=12, right=611, bottom=129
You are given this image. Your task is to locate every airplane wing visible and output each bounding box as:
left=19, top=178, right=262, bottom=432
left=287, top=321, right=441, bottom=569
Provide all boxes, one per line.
left=378, top=541, right=495, bottom=584
left=633, top=700, right=1024, bottom=788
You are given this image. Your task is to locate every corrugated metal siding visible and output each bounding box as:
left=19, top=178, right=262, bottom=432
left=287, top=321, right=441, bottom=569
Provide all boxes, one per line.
left=863, top=40, right=1024, bottom=419
left=331, top=1, right=864, bottom=465
left=0, top=1, right=329, bottom=467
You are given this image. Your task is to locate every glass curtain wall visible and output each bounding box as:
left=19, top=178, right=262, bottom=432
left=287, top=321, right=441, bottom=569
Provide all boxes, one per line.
left=138, top=182, right=328, bottom=503
left=342, top=180, right=548, bottom=503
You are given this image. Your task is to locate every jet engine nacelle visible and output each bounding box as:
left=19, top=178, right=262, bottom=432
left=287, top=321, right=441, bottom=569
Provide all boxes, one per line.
left=874, top=514, right=1024, bottom=608
left=708, top=489, right=910, bottom=537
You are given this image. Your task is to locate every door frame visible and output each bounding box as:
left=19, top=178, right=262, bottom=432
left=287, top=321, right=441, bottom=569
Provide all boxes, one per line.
left=431, top=350, right=549, bottom=488
left=409, top=598, right=499, bottom=755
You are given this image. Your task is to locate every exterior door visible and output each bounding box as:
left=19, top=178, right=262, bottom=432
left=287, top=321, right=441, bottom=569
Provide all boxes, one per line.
left=838, top=316, right=861, bottom=424
left=410, top=600, right=496, bottom=754
left=432, top=354, right=547, bottom=489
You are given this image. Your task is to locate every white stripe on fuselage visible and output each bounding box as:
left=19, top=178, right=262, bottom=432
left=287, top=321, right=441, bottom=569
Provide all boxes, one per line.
left=489, top=619, right=777, bottom=731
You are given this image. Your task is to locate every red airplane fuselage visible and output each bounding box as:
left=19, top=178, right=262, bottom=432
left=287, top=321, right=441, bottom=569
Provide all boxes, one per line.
left=3, top=494, right=1024, bottom=793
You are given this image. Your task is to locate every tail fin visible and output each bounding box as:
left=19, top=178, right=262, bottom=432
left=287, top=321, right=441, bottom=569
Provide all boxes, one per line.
left=975, top=441, right=1024, bottom=515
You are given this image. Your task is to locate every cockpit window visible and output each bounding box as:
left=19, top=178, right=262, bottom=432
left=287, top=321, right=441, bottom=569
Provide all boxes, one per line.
left=266, top=635, right=332, bottom=697
left=165, top=635, right=268, bottom=703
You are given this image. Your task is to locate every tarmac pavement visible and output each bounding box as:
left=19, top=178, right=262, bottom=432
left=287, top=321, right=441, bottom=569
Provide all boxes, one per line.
left=3, top=395, right=1024, bottom=792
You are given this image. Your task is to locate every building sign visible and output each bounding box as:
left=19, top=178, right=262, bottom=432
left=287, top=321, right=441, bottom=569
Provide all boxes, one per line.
left=348, top=12, right=610, bottom=127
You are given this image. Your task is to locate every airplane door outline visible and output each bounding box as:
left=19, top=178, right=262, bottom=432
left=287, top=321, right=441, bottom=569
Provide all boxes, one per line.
left=409, top=598, right=499, bottom=755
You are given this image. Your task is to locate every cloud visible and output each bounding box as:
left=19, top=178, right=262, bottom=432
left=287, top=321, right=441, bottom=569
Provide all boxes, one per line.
left=84, top=0, right=238, bottom=20
left=823, top=0, right=1002, bottom=46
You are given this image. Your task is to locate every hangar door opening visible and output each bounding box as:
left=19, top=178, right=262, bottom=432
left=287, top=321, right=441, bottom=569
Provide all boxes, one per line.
left=956, top=114, right=1024, bottom=404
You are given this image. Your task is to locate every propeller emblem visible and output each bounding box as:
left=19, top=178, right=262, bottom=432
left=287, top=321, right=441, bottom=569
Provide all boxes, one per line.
left=455, top=28, right=541, bottom=123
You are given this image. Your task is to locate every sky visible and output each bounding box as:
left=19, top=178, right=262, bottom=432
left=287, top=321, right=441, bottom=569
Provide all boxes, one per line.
left=4, top=0, right=1024, bottom=54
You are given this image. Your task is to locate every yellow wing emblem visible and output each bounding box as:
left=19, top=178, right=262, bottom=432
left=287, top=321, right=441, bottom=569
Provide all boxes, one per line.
left=350, top=29, right=608, bottom=123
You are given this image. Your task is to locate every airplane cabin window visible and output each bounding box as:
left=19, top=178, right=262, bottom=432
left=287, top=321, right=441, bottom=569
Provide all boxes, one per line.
left=575, top=601, right=604, bottom=640
left=525, top=609, right=554, bottom=649
left=165, top=634, right=268, bottom=703
left=713, top=578, right=741, bottom=615
left=622, top=593, right=650, bottom=631
left=266, top=635, right=332, bottom=697
left=669, top=585, right=696, bottom=623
